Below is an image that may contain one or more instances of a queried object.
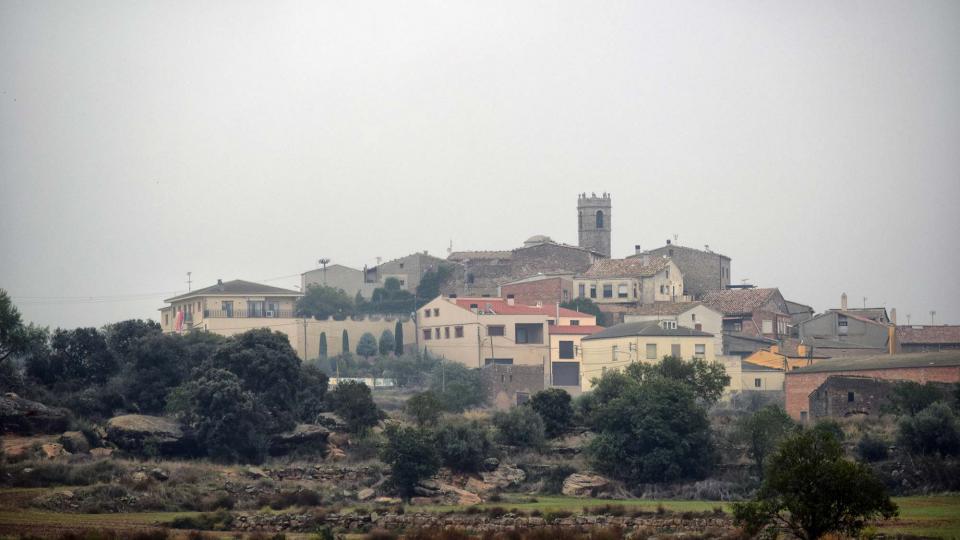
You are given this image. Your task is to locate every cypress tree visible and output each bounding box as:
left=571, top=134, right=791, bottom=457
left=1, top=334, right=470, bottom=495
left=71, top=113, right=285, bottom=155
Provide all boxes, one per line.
left=342, top=329, right=349, bottom=356
left=394, top=320, right=404, bottom=356
left=319, top=332, right=328, bottom=359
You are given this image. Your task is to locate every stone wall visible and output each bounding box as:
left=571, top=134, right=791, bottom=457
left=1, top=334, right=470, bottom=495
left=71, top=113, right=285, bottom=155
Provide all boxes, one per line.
left=785, top=365, right=960, bottom=420
left=645, top=245, right=730, bottom=300
left=482, top=364, right=546, bottom=409
left=809, top=375, right=955, bottom=419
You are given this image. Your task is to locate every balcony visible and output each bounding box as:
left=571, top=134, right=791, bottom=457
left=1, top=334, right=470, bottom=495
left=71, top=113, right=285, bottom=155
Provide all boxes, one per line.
left=203, top=309, right=296, bottom=319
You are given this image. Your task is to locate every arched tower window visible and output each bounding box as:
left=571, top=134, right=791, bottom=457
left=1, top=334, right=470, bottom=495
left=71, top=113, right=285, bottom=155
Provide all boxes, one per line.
left=596, top=210, right=604, bottom=229
left=578, top=211, right=583, bottom=231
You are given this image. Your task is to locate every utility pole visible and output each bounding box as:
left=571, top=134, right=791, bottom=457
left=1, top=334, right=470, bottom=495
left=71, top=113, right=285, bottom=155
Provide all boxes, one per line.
left=302, top=318, right=308, bottom=360
left=863, top=297, right=867, bottom=309
left=931, top=310, right=937, bottom=325
left=186, top=271, right=192, bottom=292
left=318, top=258, right=330, bottom=286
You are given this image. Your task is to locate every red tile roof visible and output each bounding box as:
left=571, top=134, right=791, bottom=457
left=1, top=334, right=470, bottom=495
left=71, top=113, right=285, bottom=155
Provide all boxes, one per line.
left=702, top=288, right=780, bottom=316
left=897, top=325, right=960, bottom=345
left=549, top=325, right=605, bottom=335
left=451, top=298, right=587, bottom=318
left=580, top=257, right=671, bottom=279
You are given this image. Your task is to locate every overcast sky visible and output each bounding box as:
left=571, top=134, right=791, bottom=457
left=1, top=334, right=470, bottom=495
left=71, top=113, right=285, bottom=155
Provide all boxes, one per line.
left=1, top=0, right=958, bottom=329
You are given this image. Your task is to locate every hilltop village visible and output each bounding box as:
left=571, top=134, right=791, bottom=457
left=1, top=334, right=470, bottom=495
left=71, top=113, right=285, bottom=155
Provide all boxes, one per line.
left=159, top=192, right=960, bottom=418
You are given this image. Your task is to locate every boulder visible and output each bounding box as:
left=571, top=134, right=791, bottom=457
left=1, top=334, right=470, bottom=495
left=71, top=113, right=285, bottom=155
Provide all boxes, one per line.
left=325, top=445, right=346, bottom=461
left=482, top=457, right=500, bottom=472
left=561, top=473, right=610, bottom=497
left=416, top=479, right=482, bottom=505
left=0, top=393, right=69, bottom=435
left=269, top=424, right=330, bottom=456
left=244, top=467, right=270, bottom=479
left=150, top=468, right=169, bottom=482
left=131, top=471, right=149, bottom=483
left=90, top=447, right=114, bottom=458
left=39, top=443, right=70, bottom=459
left=357, top=488, right=376, bottom=501
left=59, top=431, right=90, bottom=454
left=328, top=432, right=350, bottom=448
left=105, top=414, right=184, bottom=455
left=481, top=464, right=526, bottom=489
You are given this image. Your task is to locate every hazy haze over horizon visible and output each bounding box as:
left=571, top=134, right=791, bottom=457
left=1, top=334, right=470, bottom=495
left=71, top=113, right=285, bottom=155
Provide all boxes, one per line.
left=2, top=1, right=958, bottom=329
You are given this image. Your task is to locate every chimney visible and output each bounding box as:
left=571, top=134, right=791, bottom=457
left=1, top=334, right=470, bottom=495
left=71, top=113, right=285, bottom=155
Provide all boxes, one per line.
left=217, top=279, right=224, bottom=291
left=666, top=239, right=671, bottom=245
left=888, top=325, right=897, bottom=355
left=841, top=292, right=848, bottom=310
left=635, top=244, right=642, bottom=255
left=890, top=308, right=897, bottom=325
left=506, top=295, right=515, bottom=306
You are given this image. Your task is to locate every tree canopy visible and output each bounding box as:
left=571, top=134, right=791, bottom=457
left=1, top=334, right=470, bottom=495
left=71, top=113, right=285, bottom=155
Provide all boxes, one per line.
left=625, top=355, right=729, bottom=405
left=734, top=405, right=797, bottom=480
left=296, top=284, right=354, bottom=319
left=380, top=424, right=440, bottom=500
left=528, top=388, right=574, bottom=438
left=559, top=297, right=604, bottom=324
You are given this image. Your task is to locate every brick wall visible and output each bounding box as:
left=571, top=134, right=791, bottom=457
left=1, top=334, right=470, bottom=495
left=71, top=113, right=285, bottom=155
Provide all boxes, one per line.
left=785, top=366, right=960, bottom=420
left=501, top=277, right=571, bottom=307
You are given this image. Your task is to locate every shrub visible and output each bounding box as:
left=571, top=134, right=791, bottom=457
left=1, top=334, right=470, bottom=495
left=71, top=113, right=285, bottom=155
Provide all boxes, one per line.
left=380, top=424, right=440, bottom=499
left=493, top=406, right=546, bottom=449
left=528, top=388, right=573, bottom=439
left=857, top=433, right=890, bottom=462
left=327, top=380, right=382, bottom=433
left=405, top=391, right=443, bottom=427
left=168, top=509, right=235, bottom=530
left=435, top=418, right=494, bottom=472
left=430, top=362, right=486, bottom=412
left=897, top=402, right=960, bottom=456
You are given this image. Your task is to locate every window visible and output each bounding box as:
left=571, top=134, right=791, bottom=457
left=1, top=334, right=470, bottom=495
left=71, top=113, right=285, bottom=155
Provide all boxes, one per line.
left=515, top=323, right=543, bottom=344
left=570, top=320, right=580, bottom=326
left=646, top=343, right=657, bottom=359
left=563, top=289, right=569, bottom=302
left=800, top=411, right=808, bottom=422
left=762, top=320, right=773, bottom=334
left=470, top=303, right=479, bottom=310
left=454, top=326, right=464, bottom=338
left=552, top=362, right=579, bottom=386
left=433, top=308, right=439, bottom=317
left=671, top=344, right=681, bottom=357
left=590, top=285, right=597, bottom=298
left=399, top=279, right=405, bottom=286
left=578, top=284, right=585, bottom=297
left=558, top=341, right=575, bottom=359
left=423, top=329, right=432, bottom=340
left=488, top=325, right=505, bottom=337
left=444, top=327, right=450, bottom=339
left=731, top=321, right=742, bottom=332
left=691, top=313, right=696, bottom=322
left=424, top=309, right=431, bottom=318
left=838, top=319, right=848, bottom=326
left=617, top=284, right=628, bottom=298
left=666, top=268, right=670, bottom=279
left=603, top=284, right=613, bottom=298
left=848, top=392, right=855, bottom=403
left=612, top=344, right=618, bottom=360
left=596, top=210, right=604, bottom=229
left=467, top=273, right=475, bottom=284
left=399, top=263, right=404, bottom=269
left=547, top=319, right=555, bottom=325
left=695, top=344, right=706, bottom=357
left=485, top=358, right=514, bottom=366
left=516, top=392, right=530, bottom=405
left=754, top=378, right=762, bottom=388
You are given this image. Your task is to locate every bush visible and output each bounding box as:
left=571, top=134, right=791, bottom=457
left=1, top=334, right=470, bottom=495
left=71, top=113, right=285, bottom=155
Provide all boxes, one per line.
left=327, top=380, right=382, bottom=433
left=435, top=418, right=494, bottom=472
left=0, top=459, right=122, bottom=487
left=357, top=333, right=378, bottom=359
left=168, top=509, right=235, bottom=530
left=493, top=406, right=546, bottom=449
left=405, top=391, right=443, bottom=427
left=430, top=362, right=486, bottom=412
left=857, top=433, right=890, bottom=462
left=897, top=402, right=960, bottom=456
left=528, top=388, right=573, bottom=439
left=380, top=424, right=440, bottom=499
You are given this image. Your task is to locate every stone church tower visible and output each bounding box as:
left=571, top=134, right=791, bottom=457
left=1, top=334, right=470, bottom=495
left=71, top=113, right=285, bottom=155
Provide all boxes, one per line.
left=577, top=192, right=611, bottom=258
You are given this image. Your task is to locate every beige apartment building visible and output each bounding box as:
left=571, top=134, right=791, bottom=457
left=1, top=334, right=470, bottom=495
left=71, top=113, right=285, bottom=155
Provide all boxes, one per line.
left=417, top=296, right=597, bottom=370
left=624, top=302, right=724, bottom=355
left=579, top=320, right=716, bottom=390
left=574, top=257, right=685, bottom=305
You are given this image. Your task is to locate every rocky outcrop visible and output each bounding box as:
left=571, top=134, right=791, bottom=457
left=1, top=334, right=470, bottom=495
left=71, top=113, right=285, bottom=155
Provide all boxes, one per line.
left=415, top=479, right=483, bottom=505
left=105, top=414, right=184, bottom=454
left=562, top=473, right=611, bottom=497
left=0, top=393, right=69, bottom=434
left=268, top=424, right=329, bottom=456
left=39, top=443, right=70, bottom=459
left=59, top=431, right=90, bottom=453
left=481, top=464, right=526, bottom=490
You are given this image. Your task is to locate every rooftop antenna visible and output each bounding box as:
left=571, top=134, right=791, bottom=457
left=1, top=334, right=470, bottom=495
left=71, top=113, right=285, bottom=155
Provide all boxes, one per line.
left=447, top=239, right=453, bottom=255
left=906, top=313, right=912, bottom=325
left=186, top=272, right=192, bottom=292
left=863, top=296, right=867, bottom=309
left=673, top=233, right=679, bottom=244
left=930, top=310, right=937, bottom=325
left=318, top=258, right=330, bottom=285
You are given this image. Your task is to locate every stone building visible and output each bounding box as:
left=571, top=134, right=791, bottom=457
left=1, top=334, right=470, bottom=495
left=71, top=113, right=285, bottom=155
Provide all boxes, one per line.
left=499, top=274, right=576, bottom=306
left=808, top=375, right=956, bottom=420
left=302, top=252, right=447, bottom=299
left=702, top=287, right=791, bottom=340
left=574, top=257, right=684, bottom=307
left=577, top=192, right=611, bottom=258
left=784, top=351, right=960, bottom=421
left=481, top=364, right=546, bottom=409
left=302, top=264, right=374, bottom=299
left=631, top=241, right=730, bottom=299
left=798, top=311, right=891, bottom=351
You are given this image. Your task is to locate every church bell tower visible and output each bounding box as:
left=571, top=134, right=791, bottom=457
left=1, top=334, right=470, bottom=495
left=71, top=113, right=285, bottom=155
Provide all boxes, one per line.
left=577, top=192, right=611, bottom=258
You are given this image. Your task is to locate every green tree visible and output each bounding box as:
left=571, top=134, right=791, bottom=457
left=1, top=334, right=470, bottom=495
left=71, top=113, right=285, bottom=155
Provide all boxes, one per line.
left=319, top=332, right=328, bottom=359
left=493, top=405, right=546, bottom=449
left=586, top=371, right=715, bottom=483
left=327, top=380, right=381, bottom=433
left=884, top=381, right=946, bottom=416
left=380, top=424, right=440, bottom=500
left=528, top=388, right=574, bottom=438
left=406, top=390, right=443, bottom=427
left=734, top=405, right=797, bottom=479
left=379, top=330, right=395, bottom=356
left=296, top=363, right=329, bottom=423
left=415, top=265, right=453, bottom=305
left=367, top=278, right=417, bottom=314
left=626, top=355, right=730, bottom=405
left=897, top=402, right=960, bottom=456
left=429, top=362, right=487, bottom=412
left=47, top=327, right=118, bottom=385
left=394, top=321, right=404, bottom=356
left=0, top=289, right=32, bottom=362
left=560, top=297, right=604, bottom=324
left=168, top=367, right=270, bottom=463
left=121, top=331, right=221, bottom=414
left=103, top=319, right=161, bottom=358
left=856, top=433, right=890, bottom=462
left=356, top=332, right=378, bottom=358
left=296, top=284, right=354, bottom=319
left=341, top=330, right=350, bottom=356
left=206, top=329, right=302, bottom=432
left=435, top=418, right=494, bottom=473
left=733, top=429, right=898, bottom=540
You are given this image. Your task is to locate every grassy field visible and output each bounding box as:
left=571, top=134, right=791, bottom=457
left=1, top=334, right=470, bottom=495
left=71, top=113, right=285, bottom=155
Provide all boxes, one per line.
left=1, top=491, right=958, bottom=538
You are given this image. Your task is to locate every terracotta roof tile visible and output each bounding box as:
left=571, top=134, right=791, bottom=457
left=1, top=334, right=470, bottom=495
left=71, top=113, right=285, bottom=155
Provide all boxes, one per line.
left=897, top=325, right=960, bottom=345
left=165, top=280, right=301, bottom=302
left=702, top=288, right=779, bottom=316
left=580, top=257, right=671, bottom=279
left=549, top=325, right=605, bottom=335
left=627, top=302, right=704, bottom=317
